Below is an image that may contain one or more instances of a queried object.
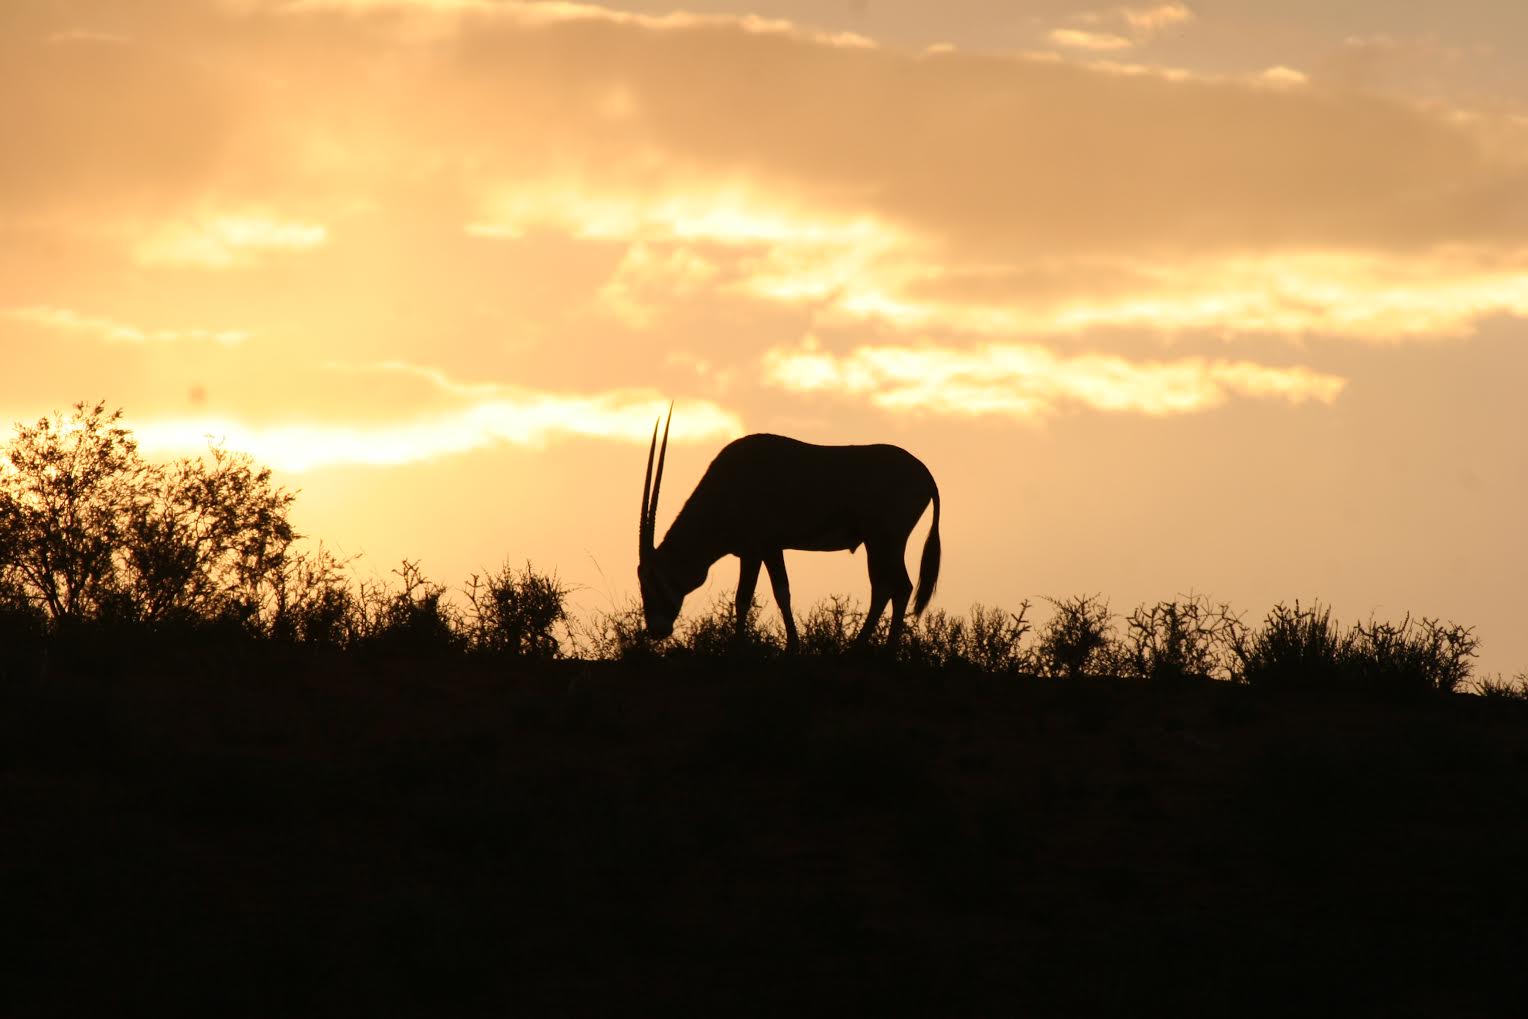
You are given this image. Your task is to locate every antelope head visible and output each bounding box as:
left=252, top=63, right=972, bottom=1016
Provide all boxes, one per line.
left=637, top=405, right=683, bottom=638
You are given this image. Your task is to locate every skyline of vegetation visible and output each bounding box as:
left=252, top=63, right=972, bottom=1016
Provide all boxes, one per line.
left=3, top=402, right=1519, bottom=699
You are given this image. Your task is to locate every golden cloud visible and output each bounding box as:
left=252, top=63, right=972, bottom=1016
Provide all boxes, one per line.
left=128, top=388, right=743, bottom=472
left=134, top=214, right=328, bottom=268
left=1052, top=2, right=1194, bottom=52
left=1049, top=29, right=1134, bottom=52
left=809, top=249, right=1528, bottom=341
left=1120, top=3, right=1196, bottom=33
left=470, top=178, right=894, bottom=249
left=1260, top=66, right=1310, bottom=87
left=5, top=306, right=250, bottom=346
left=275, top=0, right=877, bottom=48
left=762, top=337, right=1347, bottom=419
left=576, top=207, right=1528, bottom=341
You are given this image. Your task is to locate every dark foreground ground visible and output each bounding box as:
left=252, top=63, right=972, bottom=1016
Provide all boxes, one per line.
left=5, top=646, right=1528, bottom=1017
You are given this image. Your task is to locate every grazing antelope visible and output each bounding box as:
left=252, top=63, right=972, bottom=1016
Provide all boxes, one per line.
left=637, top=409, right=941, bottom=650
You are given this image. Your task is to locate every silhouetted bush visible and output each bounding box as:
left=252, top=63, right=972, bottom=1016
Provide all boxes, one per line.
left=899, top=602, right=1033, bottom=674
left=578, top=598, right=656, bottom=661
left=673, top=593, right=744, bottom=657
left=663, top=594, right=784, bottom=659
left=898, top=608, right=970, bottom=670
left=579, top=596, right=1035, bottom=670
left=1123, top=595, right=1243, bottom=683
left=1344, top=615, right=1477, bottom=697
left=960, top=602, right=1034, bottom=675
left=357, top=561, right=460, bottom=655
left=1472, top=673, right=1528, bottom=702
left=1035, top=594, right=1118, bottom=679
left=267, top=545, right=363, bottom=647
left=1233, top=601, right=1346, bottom=690
left=798, top=595, right=871, bottom=656
left=463, top=561, right=570, bottom=659
left=1235, top=602, right=1478, bottom=697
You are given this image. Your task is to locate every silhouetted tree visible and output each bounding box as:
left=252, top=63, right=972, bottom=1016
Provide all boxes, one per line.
left=0, top=402, right=146, bottom=621
left=117, top=446, right=296, bottom=625
left=0, top=401, right=297, bottom=628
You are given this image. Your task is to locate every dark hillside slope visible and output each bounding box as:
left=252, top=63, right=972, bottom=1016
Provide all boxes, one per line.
left=5, top=652, right=1528, bottom=1017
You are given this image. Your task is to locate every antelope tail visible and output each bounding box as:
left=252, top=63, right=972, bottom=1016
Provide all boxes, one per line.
left=912, top=484, right=941, bottom=617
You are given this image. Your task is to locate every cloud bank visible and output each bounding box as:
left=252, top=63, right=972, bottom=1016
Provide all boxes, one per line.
left=130, top=387, right=743, bottom=471
left=6, top=0, right=1528, bottom=439
left=763, top=337, right=1346, bottom=420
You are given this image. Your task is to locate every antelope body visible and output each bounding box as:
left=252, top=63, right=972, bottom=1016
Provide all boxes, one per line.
left=638, top=414, right=941, bottom=649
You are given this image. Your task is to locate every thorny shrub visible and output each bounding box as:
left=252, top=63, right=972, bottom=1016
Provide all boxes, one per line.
left=1472, top=673, right=1528, bottom=702
left=356, top=560, right=460, bottom=654
left=1123, top=595, right=1244, bottom=683
left=1344, top=614, right=1478, bottom=696
left=1232, top=601, right=1347, bottom=690
left=464, top=561, right=571, bottom=660
left=1034, top=594, right=1118, bottom=680
left=1234, top=602, right=1478, bottom=697
left=899, top=602, right=1033, bottom=674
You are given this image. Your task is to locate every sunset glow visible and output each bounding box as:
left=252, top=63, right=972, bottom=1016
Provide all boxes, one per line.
left=5, top=0, right=1528, bottom=673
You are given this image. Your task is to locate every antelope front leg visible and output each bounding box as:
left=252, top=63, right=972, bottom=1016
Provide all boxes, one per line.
left=735, top=554, right=762, bottom=645
left=763, top=550, right=799, bottom=652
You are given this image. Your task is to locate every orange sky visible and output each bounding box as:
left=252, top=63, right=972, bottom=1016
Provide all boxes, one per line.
left=4, top=0, right=1527, bottom=673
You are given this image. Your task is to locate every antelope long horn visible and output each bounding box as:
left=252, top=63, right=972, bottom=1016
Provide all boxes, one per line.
left=649, top=402, right=673, bottom=545
left=640, top=416, right=659, bottom=558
